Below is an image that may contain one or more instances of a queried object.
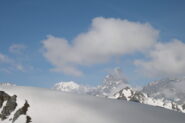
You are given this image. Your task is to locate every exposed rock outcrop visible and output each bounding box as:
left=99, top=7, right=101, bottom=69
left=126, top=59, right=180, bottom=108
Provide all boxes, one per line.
left=130, top=91, right=146, bottom=103
left=0, top=91, right=11, bottom=108
left=12, top=100, right=30, bottom=123
left=0, top=92, right=17, bottom=120
left=182, top=104, right=185, bottom=110
left=0, top=91, right=31, bottom=122
left=26, top=115, right=32, bottom=123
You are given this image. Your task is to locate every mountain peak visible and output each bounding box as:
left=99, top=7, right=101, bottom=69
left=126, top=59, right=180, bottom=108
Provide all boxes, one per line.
left=53, top=81, right=80, bottom=92
left=53, top=67, right=130, bottom=97
left=104, top=67, right=128, bottom=84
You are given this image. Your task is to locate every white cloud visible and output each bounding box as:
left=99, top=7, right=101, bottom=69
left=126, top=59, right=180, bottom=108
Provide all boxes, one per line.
left=135, top=39, right=185, bottom=77
left=9, top=44, right=26, bottom=54
left=42, top=17, right=159, bottom=76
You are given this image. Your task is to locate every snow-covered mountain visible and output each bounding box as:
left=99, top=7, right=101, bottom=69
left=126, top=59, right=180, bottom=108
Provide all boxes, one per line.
left=53, top=81, right=94, bottom=95
left=112, top=86, right=185, bottom=113
left=53, top=81, right=81, bottom=92
left=142, top=77, right=185, bottom=104
left=0, top=85, right=185, bottom=123
left=52, top=69, right=185, bottom=113
left=53, top=68, right=129, bottom=97
left=110, top=77, right=185, bottom=113
left=95, top=67, right=129, bottom=97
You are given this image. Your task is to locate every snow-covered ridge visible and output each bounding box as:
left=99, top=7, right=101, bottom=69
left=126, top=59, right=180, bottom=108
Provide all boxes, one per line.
left=0, top=85, right=185, bottom=123
left=112, top=87, right=185, bottom=113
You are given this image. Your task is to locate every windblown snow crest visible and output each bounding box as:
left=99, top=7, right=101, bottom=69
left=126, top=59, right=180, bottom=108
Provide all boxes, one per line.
left=0, top=91, right=31, bottom=123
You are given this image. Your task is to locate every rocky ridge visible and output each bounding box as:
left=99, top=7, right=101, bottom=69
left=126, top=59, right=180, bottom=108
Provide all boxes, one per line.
left=112, top=87, right=185, bottom=113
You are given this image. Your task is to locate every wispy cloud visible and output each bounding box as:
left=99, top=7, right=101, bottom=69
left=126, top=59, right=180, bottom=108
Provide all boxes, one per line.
left=15, top=64, right=25, bottom=72
left=42, top=17, right=159, bottom=76
left=0, top=53, right=12, bottom=63
left=0, top=52, right=25, bottom=73
left=9, top=44, right=26, bottom=54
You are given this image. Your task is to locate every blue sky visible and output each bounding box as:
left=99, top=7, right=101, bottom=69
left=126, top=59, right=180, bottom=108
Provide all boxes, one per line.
left=0, top=0, right=185, bottom=88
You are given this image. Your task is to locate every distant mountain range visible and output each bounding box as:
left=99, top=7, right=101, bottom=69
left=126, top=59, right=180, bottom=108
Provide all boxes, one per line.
left=53, top=68, right=129, bottom=97
left=53, top=68, right=185, bottom=113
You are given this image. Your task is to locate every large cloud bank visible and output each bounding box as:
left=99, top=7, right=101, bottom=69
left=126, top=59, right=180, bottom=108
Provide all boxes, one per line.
left=42, top=17, right=158, bottom=76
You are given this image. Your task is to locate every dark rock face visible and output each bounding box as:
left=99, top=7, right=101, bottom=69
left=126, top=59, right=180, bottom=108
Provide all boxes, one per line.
left=117, top=94, right=127, bottom=100
left=12, top=100, right=30, bottom=123
left=117, top=87, right=133, bottom=100
left=0, top=92, right=17, bottom=120
left=0, top=91, right=11, bottom=108
left=0, top=91, right=31, bottom=122
left=171, top=102, right=181, bottom=112
left=130, top=91, right=145, bottom=103
left=116, top=89, right=127, bottom=100
left=182, top=104, right=185, bottom=110
left=26, top=115, right=32, bottom=123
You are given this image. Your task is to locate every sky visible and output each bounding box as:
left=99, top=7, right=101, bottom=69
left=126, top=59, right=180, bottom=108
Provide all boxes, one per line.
left=0, top=0, right=185, bottom=88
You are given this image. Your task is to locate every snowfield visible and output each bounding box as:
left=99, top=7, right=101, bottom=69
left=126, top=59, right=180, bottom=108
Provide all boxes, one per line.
left=0, top=85, right=185, bottom=123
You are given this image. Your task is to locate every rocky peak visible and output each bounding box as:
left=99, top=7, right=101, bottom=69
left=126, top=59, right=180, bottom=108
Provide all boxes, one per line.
left=97, top=68, right=129, bottom=97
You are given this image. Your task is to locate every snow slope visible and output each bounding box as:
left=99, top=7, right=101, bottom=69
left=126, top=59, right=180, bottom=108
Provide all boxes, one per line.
left=0, top=85, right=185, bottom=123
